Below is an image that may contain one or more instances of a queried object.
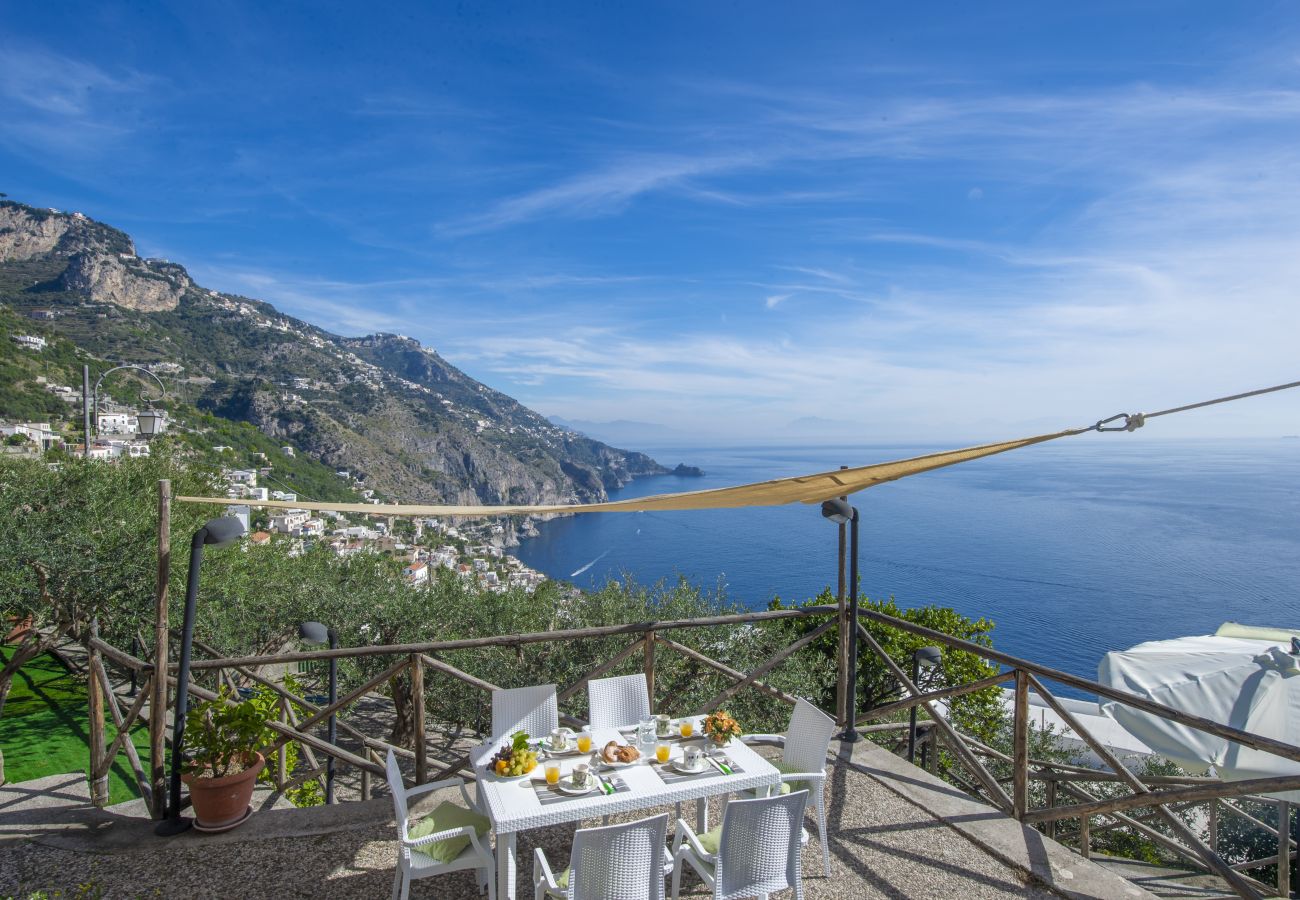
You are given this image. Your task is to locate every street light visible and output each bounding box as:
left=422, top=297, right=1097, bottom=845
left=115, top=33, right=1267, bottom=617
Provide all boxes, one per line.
left=907, top=646, right=943, bottom=764
left=156, top=516, right=246, bottom=836
left=298, top=621, right=338, bottom=804
left=821, top=497, right=860, bottom=742
left=82, top=364, right=168, bottom=457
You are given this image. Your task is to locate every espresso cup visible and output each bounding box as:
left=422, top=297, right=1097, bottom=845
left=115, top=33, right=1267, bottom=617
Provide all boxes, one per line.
left=684, top=746, right=703, bottom=770
left=655, top=713, right=671, bottom=737
left=573, top=763, right=590, bottom=787
left=551, top=727, right=573, bottom=749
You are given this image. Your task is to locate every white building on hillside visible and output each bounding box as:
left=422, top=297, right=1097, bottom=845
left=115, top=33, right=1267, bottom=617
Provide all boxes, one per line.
left=11, top=334, right=46, bottom=350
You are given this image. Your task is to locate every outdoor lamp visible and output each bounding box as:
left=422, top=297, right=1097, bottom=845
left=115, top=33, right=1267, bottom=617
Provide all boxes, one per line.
left=298, top=620, right=338, bottom=804
left=821, top=498, right=861, bottom=742
left=907, top=646, right=943, bottom=764
left=135, top=409, right=165, bottom=437
left=156, top=515, right=246, bottom=836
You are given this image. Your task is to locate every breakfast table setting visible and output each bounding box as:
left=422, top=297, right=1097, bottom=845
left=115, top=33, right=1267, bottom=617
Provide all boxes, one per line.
left=469, top=712, right=783, bottom=900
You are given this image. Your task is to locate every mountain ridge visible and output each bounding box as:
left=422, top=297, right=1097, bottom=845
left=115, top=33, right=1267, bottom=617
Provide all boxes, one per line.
left=0, top=198, right=675, bottom=511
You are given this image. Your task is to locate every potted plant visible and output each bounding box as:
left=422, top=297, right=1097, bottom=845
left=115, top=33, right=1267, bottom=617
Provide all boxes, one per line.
left=702, top=710, right=742, bottom=748
left=181, top=687, right=271, bottom=830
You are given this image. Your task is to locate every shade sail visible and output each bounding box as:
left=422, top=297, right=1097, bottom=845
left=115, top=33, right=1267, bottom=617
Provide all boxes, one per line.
left=178, top=427, right=1082, bottom=518
left=1099, top=632, right=1300, bottom=797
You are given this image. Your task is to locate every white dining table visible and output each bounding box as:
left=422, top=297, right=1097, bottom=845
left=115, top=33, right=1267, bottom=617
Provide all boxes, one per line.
left=471, top=718, right=782, bottom=900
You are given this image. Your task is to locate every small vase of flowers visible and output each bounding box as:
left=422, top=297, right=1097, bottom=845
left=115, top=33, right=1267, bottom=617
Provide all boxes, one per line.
left=703, top=710, right=742, bottom=747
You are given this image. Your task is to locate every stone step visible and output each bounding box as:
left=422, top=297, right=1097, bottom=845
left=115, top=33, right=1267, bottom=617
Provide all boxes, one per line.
left=0, top=772, right=94, bottom=837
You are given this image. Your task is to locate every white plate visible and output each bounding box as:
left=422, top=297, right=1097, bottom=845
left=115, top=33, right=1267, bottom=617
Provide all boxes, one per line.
left=541, top=740, right=584, bottom=756
left=556, top=776, right=596, bottom=796
left=600, top=755, right=639, bottom=768
left=672, top=759, right=708, bottom=775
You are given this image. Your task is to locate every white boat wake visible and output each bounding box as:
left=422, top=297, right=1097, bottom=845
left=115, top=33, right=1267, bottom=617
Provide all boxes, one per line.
left=570, top=549, right=610, bottom=578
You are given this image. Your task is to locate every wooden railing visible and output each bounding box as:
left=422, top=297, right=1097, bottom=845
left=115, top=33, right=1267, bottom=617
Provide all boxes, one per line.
left=78, top=599, right=1300, bottom=900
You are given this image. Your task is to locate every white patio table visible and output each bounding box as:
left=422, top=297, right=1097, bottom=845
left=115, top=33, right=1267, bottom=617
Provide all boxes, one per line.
left=471, top=717, right=782, bottom=900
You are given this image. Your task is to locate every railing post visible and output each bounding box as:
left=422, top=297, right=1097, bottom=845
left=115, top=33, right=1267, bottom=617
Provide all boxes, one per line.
left=411, top=654, right=427, bottom=784
left=1209, top=798, right=1218, bottom=854
left=277, top=698, right=288, bottom=788
left=836, top=468, right=849, bottom=727
left=361, top=749, right=374, bottom=801
left=150, top=478, right=171, bottom=819
left=86, top=621, right=110, bottom=808
left=644, top=631, right=656, bottom=714
left=1045, top=779, right=1058, bottom=838
left=1279, top=800, right=1290, bottom=900
left=1013, top=668, right=1030, bottom=820
left=1080, top=814, right=1091, bottom=859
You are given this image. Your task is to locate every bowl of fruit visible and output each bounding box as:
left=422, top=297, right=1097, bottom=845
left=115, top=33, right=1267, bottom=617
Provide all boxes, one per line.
left=489, top=730, right=539, bottom=780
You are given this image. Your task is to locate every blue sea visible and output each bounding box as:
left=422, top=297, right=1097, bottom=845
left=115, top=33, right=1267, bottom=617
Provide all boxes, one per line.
left=515, top=438, right=1300, bottom=696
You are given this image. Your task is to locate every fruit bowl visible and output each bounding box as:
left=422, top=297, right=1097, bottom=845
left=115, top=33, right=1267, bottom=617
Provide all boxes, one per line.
left=488, top=730, right=540, bottom=780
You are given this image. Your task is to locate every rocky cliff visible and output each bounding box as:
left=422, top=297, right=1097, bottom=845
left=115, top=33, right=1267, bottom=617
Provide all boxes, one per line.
left=0, top=199, right=673, bottom=509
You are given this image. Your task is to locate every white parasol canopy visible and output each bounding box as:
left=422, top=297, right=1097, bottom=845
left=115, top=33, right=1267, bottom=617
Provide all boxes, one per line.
left=1099, top=624, right=1300, bottom=796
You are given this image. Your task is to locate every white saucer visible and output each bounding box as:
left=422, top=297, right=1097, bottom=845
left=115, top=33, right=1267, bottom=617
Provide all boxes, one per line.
left=542, top=740, right=584, bottom=756
left=556, top=776, right=595, bottom=796
left=672, top=759, right=707, bottom=775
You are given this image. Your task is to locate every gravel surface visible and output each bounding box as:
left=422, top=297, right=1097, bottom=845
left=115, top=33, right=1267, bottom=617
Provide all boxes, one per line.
left=1, top=749, right=1066, bottom=900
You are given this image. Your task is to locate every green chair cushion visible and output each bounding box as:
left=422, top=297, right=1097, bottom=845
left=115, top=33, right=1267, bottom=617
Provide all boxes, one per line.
left=408, top=800, right=490, bottom=864
left=696, top=825, right=723, bottom=856
left=774, top=759, right=811, bottom=794
left=555, top=867, right=570, bottom=890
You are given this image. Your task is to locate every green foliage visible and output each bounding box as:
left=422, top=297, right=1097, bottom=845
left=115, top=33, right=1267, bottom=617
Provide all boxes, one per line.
left=771, top=591, right=1006, bottom=741
left=1210, top=794, right=1295, bottom=888
left=0, top=452, right=215, bottom=647
left=182, top=687, right=273, bottom=778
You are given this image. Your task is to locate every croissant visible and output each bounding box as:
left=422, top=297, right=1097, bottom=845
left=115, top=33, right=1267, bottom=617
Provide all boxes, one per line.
left=617, top=745, right=641, bottom=763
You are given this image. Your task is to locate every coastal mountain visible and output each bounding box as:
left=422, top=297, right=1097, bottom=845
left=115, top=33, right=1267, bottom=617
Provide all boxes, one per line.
left=0, top=199, right=673, bottom=508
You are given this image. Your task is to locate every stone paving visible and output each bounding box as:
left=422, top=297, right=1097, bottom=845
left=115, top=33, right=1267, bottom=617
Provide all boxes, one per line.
left=1, top=742, right=1152, bottom=900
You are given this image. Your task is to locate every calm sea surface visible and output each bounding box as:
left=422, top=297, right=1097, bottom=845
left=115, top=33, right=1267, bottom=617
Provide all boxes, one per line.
left=515, top=439, right=1300, bottom=696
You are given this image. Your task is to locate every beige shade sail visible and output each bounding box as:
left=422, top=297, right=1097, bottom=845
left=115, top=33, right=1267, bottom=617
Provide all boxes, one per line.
left=178, top=426, right=1085, bottom=519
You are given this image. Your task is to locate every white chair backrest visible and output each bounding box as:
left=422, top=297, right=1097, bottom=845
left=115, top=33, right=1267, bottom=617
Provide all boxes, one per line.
left=491, top=683, right=558, bottom=742
left=715, top=791, right=808, bottom=900
left=783, top=697, right=837, bottom=773
left=569, top=812, right=668, bottom=900
left=587, top=673, right=652, bottom=730
left=385, top=749, right=409, bottom=834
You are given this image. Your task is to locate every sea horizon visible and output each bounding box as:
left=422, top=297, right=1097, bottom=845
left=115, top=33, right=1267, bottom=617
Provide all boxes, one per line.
left=516, top=436, right=1300, bottom=698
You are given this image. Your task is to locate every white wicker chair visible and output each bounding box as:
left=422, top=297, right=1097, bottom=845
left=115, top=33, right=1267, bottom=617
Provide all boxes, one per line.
left=587, top=673, right=652, bottom=729
left=492, top=683, right=559, bottom=742
left=672, top=791, right=809, bottom=900
left=533, top=812, right=673, bottom=900
left=740, top=697, right=836, bottom=876
left=385, top=749, right=495, bottom=900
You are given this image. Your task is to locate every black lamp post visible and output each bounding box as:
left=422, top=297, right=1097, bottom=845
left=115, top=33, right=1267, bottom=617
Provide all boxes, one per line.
left=155, top=516, right=246, bottom=836
left=822, top=498, right=861, bottom=742
left=907, top=646, right=943, bottom=764
left=298, top=621, right=338, bottom=804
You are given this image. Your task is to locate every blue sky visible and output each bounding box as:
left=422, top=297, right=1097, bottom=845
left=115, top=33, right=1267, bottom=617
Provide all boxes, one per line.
left=3, top=2, right=1299, bottom=442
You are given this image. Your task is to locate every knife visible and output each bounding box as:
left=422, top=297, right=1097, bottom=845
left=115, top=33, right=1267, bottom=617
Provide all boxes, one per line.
left=597, top=775, right=615, bottom=795
left=706, top=756, right=733, bottom=776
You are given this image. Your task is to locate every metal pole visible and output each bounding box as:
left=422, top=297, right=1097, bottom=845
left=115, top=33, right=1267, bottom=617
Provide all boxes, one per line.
left=907, top=653, right=920, bottom=762
left=841, top=510, right=861, bottom=742
left=81, top=365, right=91, bottom=458
left=150, top=479, right=171, bottom=819
left=155, top=527, right=207, bottom=835
left=836, top=465, right=848, bottom=727
left=326, top=629, right=337, bottom=805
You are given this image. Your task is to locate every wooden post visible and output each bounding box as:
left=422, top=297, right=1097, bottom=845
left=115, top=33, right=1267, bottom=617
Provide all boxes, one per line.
left=411, top=654, right=427, bottom=784
left=644, top=631, right=656, bottom=714
left=86, top=620, right=109, bottom=807
left=926, top=728, right=939, bottom=775
left=1013, top=669, right=1030, bottom=820
left=1278, top=800, right=1290, bottom=900
left=277, top=698, right=288, bottom=788
left=149, top=478, right=171, bottom=819
left=835, top=467, right=849, bottom=727
left=1080, top=815, right=1091, bottom=859
left=361, top=750, right=373, bottom=802
left=1045, top=779, right=1058, bottom=839
left=1209, top=798, right=1218, bottom=854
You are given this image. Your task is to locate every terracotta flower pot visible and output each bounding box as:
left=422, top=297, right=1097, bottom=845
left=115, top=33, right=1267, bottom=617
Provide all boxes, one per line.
left=182, top=752, right=265, bottom=830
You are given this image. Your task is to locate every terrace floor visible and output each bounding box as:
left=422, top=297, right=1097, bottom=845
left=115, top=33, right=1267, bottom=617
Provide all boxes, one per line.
left=0, top=740, right=1153, bottom=900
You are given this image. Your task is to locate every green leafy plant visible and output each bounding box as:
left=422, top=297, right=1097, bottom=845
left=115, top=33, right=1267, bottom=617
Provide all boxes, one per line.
left=182, top=687, right=271, bottom=778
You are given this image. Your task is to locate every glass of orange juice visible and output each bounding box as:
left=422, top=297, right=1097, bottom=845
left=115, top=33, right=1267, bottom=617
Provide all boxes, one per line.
left=545, top=762, right=561, bottom=785
left=679, top=719, right=694, bottom=738
left=656, top=742, right=670, bottom=764
left=576, top=730, right=592, bottom=753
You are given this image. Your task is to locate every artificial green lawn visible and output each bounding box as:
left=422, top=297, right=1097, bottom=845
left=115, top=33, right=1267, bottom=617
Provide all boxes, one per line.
left=1, top=646, right=151, bottom=805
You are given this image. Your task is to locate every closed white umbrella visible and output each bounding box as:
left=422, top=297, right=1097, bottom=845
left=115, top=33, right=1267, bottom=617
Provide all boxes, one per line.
left=1099, top=626, right=1300, bottom=797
